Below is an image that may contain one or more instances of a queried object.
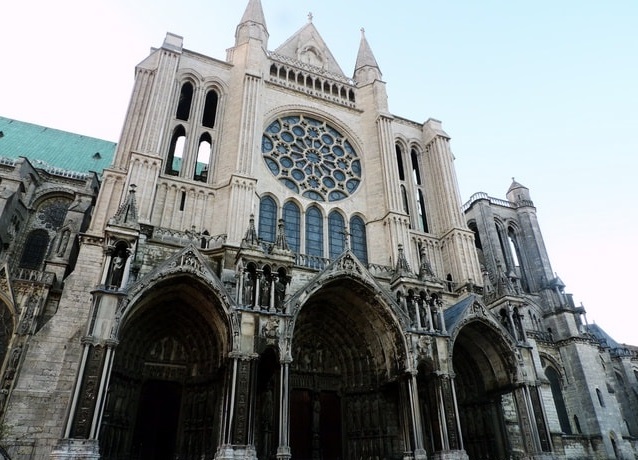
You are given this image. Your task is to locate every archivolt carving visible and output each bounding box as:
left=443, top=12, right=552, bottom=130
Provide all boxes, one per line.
left=112, top=245, right=236, bottom=339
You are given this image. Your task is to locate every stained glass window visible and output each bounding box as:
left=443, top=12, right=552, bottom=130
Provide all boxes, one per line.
left=305, top=206, right=324, bottom=257
left=283, top=201, right=301, bottom=252
left=262, top=115, right=362, bottom=201
left=258, top=196, right=277, bottom=243
left=350, top=216, right=367, bottom=264
left=328, top=211, right=346, bottom=259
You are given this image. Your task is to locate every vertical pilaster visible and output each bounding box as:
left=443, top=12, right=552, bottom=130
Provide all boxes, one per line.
left=377, top=114, right=401, bottom=212
left=423, top=120, right=482, bottom=287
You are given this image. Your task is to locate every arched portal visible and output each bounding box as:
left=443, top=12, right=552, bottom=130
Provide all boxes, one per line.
left=452, top=320, right=516, bottom=460
left=290, top=278, right=407, bottom=460
left=99, top=275, right=231, bottom=460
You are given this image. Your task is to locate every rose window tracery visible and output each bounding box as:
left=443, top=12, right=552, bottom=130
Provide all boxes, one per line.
left=262, top=115, right=362, bottom=202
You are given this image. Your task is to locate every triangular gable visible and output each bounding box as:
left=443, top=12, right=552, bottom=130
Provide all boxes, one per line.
left=445, top=294, right=505, bottom=337
left=286, top=250, right=399, bottom=319
left=273, top=22, right=345, bottom=76
left=124, top=244, right=234, bottom=310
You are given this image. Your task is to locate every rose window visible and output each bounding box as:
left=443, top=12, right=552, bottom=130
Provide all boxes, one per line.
left=262, top=115, right=362, bottom=201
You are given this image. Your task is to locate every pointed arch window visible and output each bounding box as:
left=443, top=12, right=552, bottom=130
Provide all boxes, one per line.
left=305, top=206, right=323, bottom=258
left=401, top=185, right=409, bottom=215
left=194, top=133, right=212, bottom=182
left=166, top=126, right=186, bottom=176
left=176, top=82, right=193, bottom=121
left=396, top=145, right=405, bottom=181
left=507, top=227, right=521, bottom=267
left=328, top=211, right=346, bottom=259
left=350, top=215, right=367, bottom=264
left=202, top=90, right=219, bottom=128
left=19, top=229, right=50, bottom=269
left=417, top=189, right=429, bottom=233
left=411, top=149, right=422, bottom=185
left=545, top=366, right=571, bottom=434
left=596, top=388, right=605, bottom=407
left=283, top=201, right=301, bottom=253
left=258, top=196, right=277, bottom=244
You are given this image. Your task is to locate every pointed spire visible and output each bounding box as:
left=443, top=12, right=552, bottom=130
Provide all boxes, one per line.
left=354, top=28, right=382, bottom=84
left=235, top=0, right=269, bottom=46
left=272, top=219, right=291, bottom=254
left=418, top=246, right=435, bottom=280
left=241, top=214, right=262, bottom=250
left=392, top=244, right=413, bottom=280
left=110, top=184, right=139, bottom=227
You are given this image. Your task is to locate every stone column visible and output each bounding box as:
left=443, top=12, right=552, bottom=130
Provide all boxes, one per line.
left=276, top=359, right=291, bottom=460
left=407, top=374, right=428, bottom=460
left=433, top=373, right=463, bottom=454
left=513, top=384, right=544, bottom=455
left=517, top=384, right=552, bottom=454
left=217, top=354, right=258, bottom=460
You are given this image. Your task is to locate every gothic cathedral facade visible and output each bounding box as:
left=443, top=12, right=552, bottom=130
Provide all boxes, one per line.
left=0, top=2, right=636, bottom=460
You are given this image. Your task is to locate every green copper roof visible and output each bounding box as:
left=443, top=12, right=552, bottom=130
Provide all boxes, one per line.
left=0, top=116, right=116, bottom=175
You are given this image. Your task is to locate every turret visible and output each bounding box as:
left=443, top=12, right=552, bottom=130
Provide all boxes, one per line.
left=234, top=0, right=269, bottom=48
left=353, top=29, right=388, bottom=112
left=506, top=178, right=532, bottom=205
left=354, top=29, right=382, bottom=85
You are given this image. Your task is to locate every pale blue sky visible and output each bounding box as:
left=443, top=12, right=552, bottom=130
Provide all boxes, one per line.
left=2, top=1, right=636, bottom=343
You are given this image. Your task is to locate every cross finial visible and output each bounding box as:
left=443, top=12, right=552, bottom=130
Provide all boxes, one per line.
left=308, top=12, right=313, bottom=23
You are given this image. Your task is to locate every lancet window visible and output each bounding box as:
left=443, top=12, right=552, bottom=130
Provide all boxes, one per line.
left=283, top=201, right=301, bottom=252
left=257, top=197, right=368, bottom=265
left=258, top=196, right=277, bottom=244
left=305, top=206, right=324, bottom=258
left=328, top=211, right=346, bottom=259
left=166, top=80, right=222, bottom=183
left=395, top=143, right=429, bottom=233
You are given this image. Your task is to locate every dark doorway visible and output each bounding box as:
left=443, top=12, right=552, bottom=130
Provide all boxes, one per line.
left=131, top=380, right=182, bottom=460
left=290, top=389, right=342, bottom=460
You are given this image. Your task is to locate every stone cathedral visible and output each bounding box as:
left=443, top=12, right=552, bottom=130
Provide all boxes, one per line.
left=0, top=2, right=636, bottom=460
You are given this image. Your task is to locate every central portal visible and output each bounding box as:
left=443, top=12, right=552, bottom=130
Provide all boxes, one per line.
left=290, top=390, right=342, bottom=460
left=289, top=278, right=406, bottom=460
left=131, top=380, right=182, bottom=460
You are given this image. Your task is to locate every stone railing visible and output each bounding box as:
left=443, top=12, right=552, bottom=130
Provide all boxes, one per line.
left=12, top=268, right=55, bottom=285
left=462, top=192, right=516, bottom=212
left=151, top=227, right=226, bottom=249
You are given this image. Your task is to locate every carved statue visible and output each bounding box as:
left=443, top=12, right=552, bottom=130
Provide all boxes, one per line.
left=260, top=274, right=271, bottom=308
left=108, top=246, right=128, bottom=287
left=274, top=276, right=286, bottom=311
left=243, top=272, right=254, bottom=306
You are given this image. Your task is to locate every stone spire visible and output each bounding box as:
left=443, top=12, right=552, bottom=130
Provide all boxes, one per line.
left=354, top=28, right=382, bottom=84
left=418, top=246, right=435, bottom=280
left=109, top=184, right=138, bottom=227
left=391, top=244, right=413, bottom=281
left=272, top=219, right=291, bottom=254
left=235, top=0, right=269, bottom=46
left=241, top=214, right=262, bottom=250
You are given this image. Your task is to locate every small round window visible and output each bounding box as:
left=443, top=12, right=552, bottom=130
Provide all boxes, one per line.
left=262, top=115, right=362, bottom=201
